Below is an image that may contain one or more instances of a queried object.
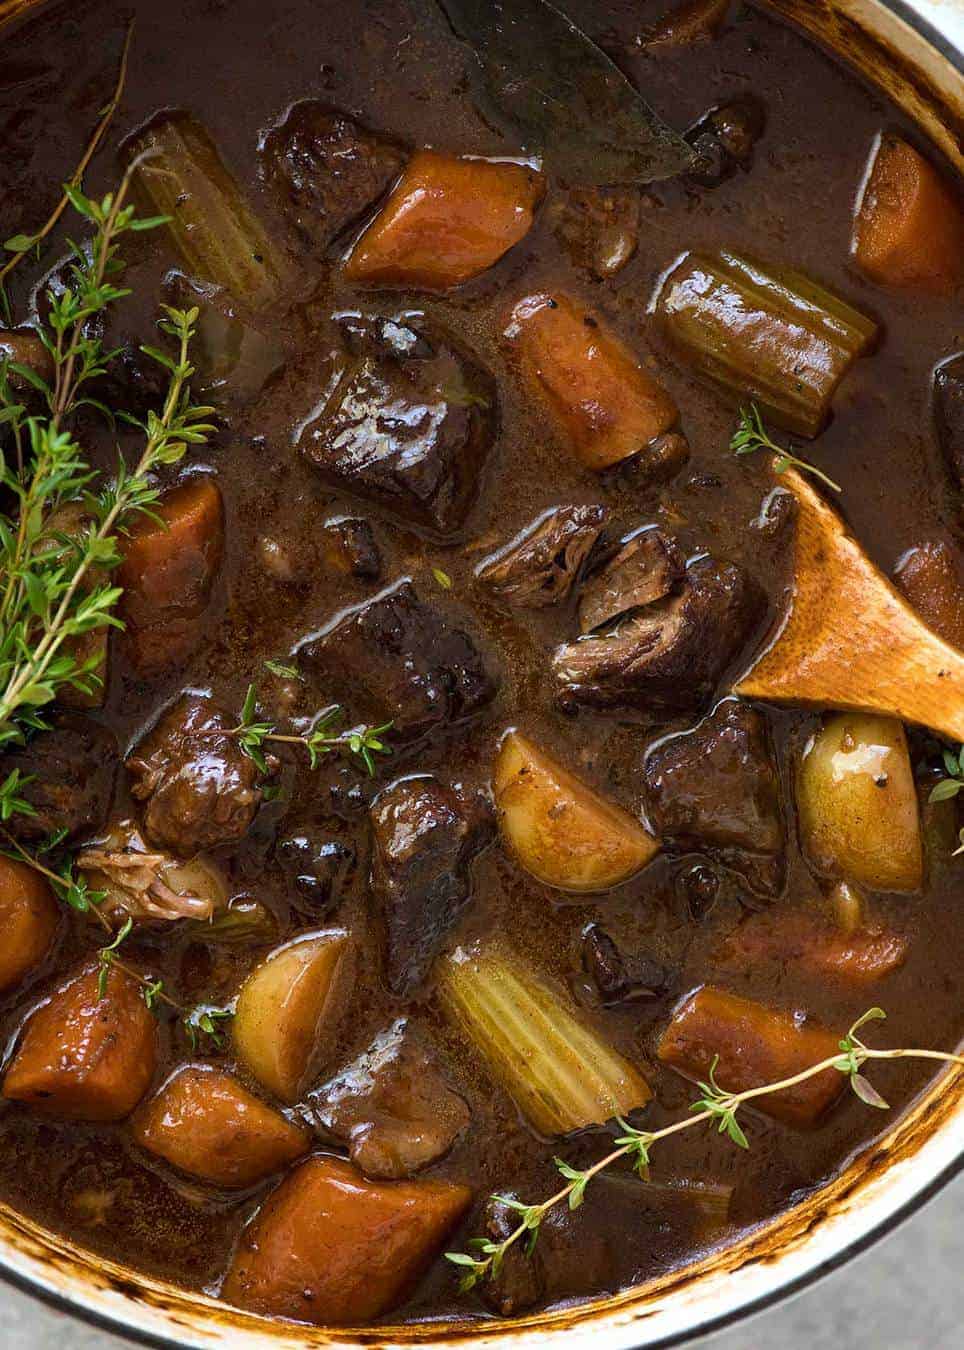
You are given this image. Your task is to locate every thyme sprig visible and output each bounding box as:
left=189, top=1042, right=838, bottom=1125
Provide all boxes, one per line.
left=446, top=1007, right=963, bottom=1292
left=929, top=745, right=964, bottom=855
left=1, top=172, right=211, bottom=745
left=0, top=177, right=215, bottom=750
left=0, top=23, right=133, bottom=314
left=226, top=682, right=393, bottom=777
left=731, top=403, right=842, bottom=494
left=94, top=916, right=233, bottom=1048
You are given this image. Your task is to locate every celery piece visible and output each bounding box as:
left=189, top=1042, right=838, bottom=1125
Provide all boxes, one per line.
left=128, top=115, right=287, bottom=314
left=439, top=944, right=651, bottom=1136
left=655, top=250, right=877, bottom=437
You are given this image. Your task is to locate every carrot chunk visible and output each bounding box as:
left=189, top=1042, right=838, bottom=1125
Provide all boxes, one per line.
left=852, top=135, right=964, bottom=294
left=719, top=909, right=908, bottom=986
left=344, top=151, right=544, bottom=289
left=657, top=986, right=844, bottom=1127
left=504, top=293, right=680, bottom=470
left=0, top=856, right=59, bottom=995
left=222, top=1155, right=472, bottom=1324
left=133, top=1064, right=309, bottom=1187
left=3, top=965, right=157, bottom=1121
left=894, top=539, right=964, bottom=649
left=118, top=478, right=224, bottom=675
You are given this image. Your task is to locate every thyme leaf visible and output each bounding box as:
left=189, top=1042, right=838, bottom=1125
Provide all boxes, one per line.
left=731, top=403, right=842, bottom=494
left=446, top=1007, right=963, bottom=1291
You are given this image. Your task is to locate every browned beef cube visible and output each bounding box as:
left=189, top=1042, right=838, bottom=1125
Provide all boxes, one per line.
left=260, top=101, right=406, bottom=251
left=578, top=527, right=685, bottom=633
left=310, top=1018, right=469, bottom=1177
left=475, top=505, right=606, bottom=608
left=126, top=695, right=262, bottom=857
left=642, top=698, right=785, bottom=897
left=299, top=580, right=497, bottom=737
left=295, top=313, right=496, bottom=537
left=2, top=715, right=117, bottom=846
left=370, top=775, right=492, bottom=994
left=554, top=553, right=763, bottom=713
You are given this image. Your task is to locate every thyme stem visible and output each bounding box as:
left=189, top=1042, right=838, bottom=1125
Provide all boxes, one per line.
left=447, top=1008, right=963, bottom=1291
left=0, top=22, right=133, bottom=295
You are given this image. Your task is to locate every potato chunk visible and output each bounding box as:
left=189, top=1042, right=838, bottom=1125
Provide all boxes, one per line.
left=222, top=1155, right=471, bottom=1323
left=797, top=713, right=923, bottom=893
left=494, top=731, right=659, bottom=891
left=852, top=134, right=964, bottom=293
left=504, top=293, right=680, bottom=471
left=657, top=986, right=844, bottom=1127
left=233, top=929, right=354, bottom=1102
left=3, top=965, right=157, bottom=1121
left=118, top=478, right=224, bottom=675
left=132, top=1065, right=308, bottom=1187
left=344, top=151, right=544, bottom=288
left=0, top=856, right=59, bottom=994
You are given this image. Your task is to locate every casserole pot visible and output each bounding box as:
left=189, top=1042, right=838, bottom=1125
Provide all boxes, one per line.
left=0, top=1, right=961, bottom=1345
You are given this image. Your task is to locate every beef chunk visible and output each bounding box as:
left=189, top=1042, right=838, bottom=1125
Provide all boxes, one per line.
left=643, top=699, right=785, bottom=897
left=1, top=715, right=117, bottom=845
left=685, top=96, right=765, bottom=188
left=126, top=695, right=262, bottom=858
left=549, top=187, right=640, bottom=279
left=0, top=325, right=53, bottom=396
left=300, top=580, right=497, bottom=738
left=582, top=925, right=671, bottom=1004
left=370, top=775, right=492, bottom=994
left=475, top=505, right=606, bottom=609
left=310, top=1018, right=469, bottom=1178
left=894, top=538, right=964, bottom=648
left=555, top=553, right=763, bottom=713
left=276, top=832, right=355, bottom=913
left=294, top=312, right=496, bottom=536
left=260, top=101, right=406, bottom=251
left=578, top=527, right=685, bottom=634
left=320, top=516, right=382, bottom=580
left=935, top=354, right=964, bottom=495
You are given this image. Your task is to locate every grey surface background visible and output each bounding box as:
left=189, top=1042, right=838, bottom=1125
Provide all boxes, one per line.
left=0, top=1172, right=960, bottom=1350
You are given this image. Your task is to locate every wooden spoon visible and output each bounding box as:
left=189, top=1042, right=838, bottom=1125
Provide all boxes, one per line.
left=735, top=464, right=964, bottom=740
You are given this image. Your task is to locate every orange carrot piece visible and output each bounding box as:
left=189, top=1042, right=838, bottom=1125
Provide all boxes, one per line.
left=852, top=135, right=964, bottom=294
left=133, top=1064, right=309, bottom=1187
left=0, top=857, right=59, bottom=995
left=118, top=478, right=224, bottom=675
left=344, top=151, right=544, bottom=288
left=504, top=293, right=680, bottom=470
left=719, top=909, right=908, bottom=986
left=3, top=965, right=157, bottom=1121
left=657, top=986, right=845, bottom=1127
left=222, top=1155, right=472, bottom=1324
left=894, top=539, right=964, bottom=649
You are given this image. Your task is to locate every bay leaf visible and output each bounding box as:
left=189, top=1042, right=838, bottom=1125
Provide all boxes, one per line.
left=436, top=0, right=694, bottom=184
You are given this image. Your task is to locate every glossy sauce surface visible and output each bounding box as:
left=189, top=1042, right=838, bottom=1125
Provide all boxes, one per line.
left=0, top=0, right=961, bottom=1325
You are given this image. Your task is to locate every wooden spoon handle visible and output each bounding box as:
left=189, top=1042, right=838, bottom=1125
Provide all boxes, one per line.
left=735, top=465, right=964, bottom=740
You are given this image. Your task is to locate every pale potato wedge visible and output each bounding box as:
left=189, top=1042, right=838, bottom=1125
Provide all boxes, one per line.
left=797, top=713, right=923, bottom=892
left=493, top=731, right=659, bottom=891
left=233, top=929, right=354, bottom=1101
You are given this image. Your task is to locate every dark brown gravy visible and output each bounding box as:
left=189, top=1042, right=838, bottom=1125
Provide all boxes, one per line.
left=0, top=0, right=961, bottom=1326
